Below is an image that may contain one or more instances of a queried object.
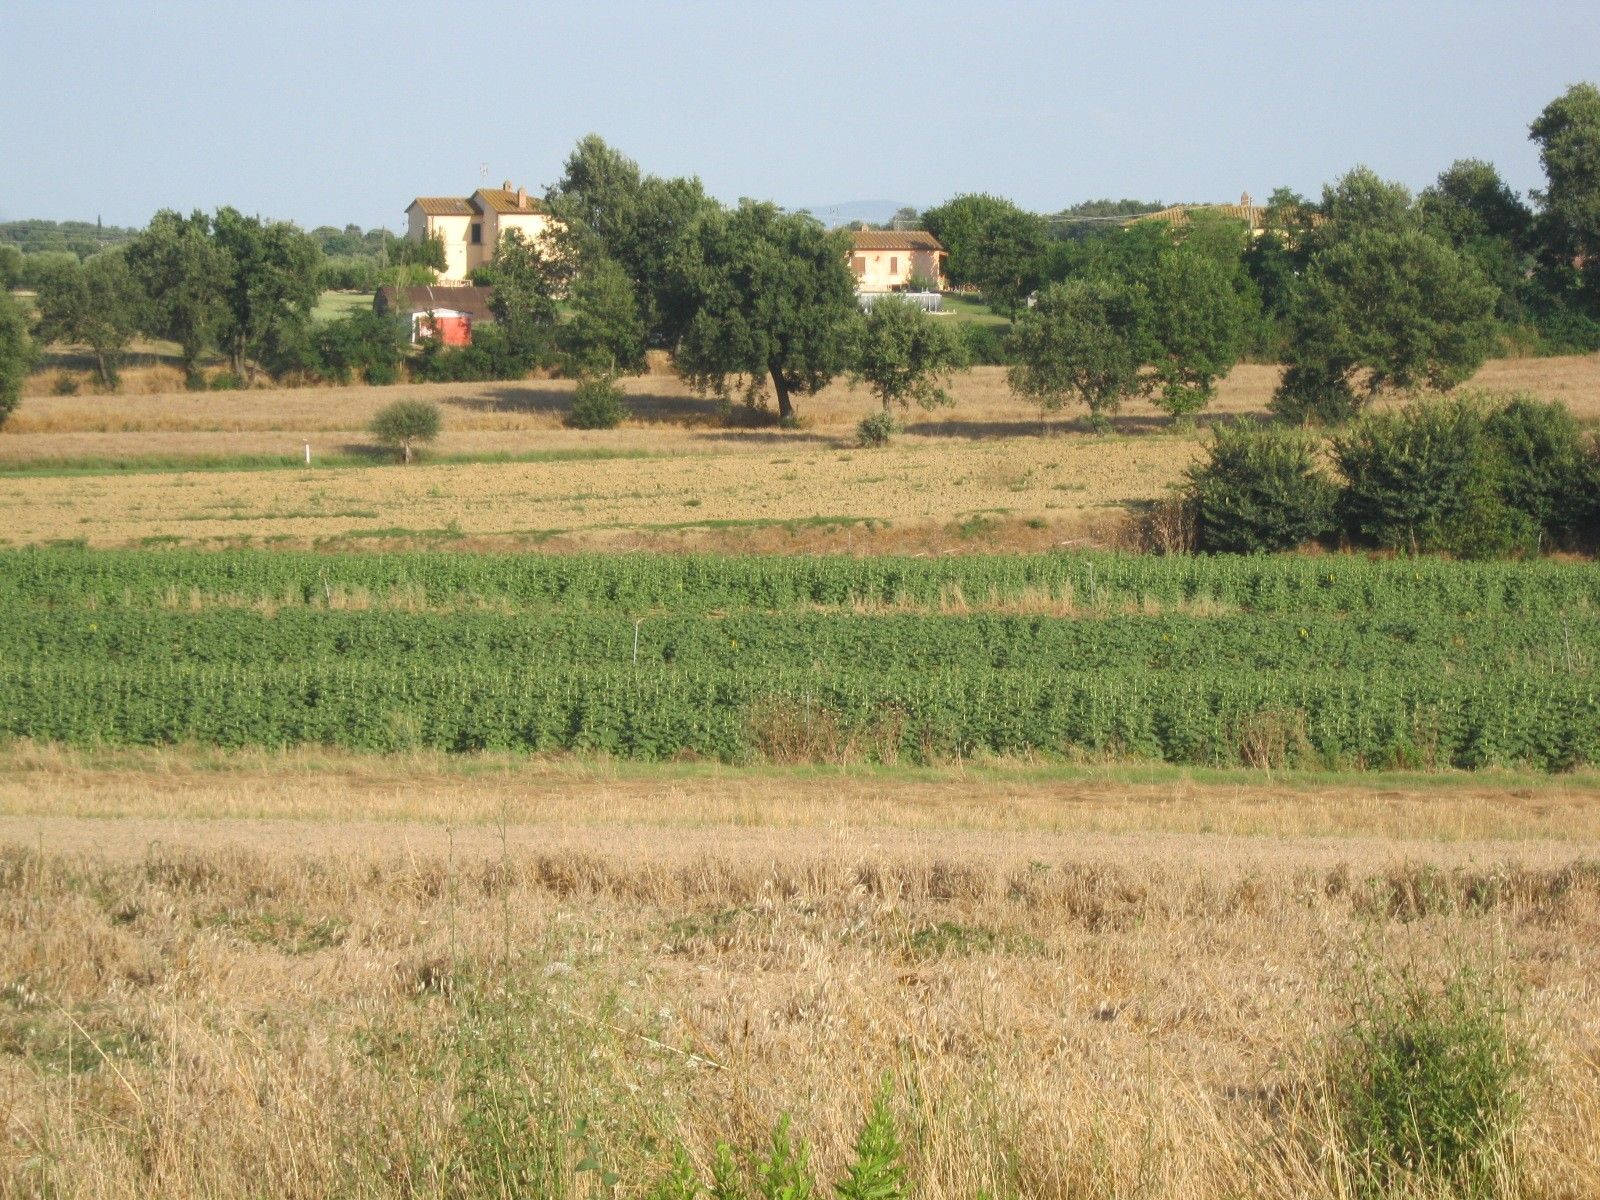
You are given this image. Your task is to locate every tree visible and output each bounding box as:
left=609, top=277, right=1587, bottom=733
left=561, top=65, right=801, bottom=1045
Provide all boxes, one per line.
left=559, top=254, right=647, bottom=375
left=30, top=252, right=144, bottom=387
left=920, top=194, right=1050, bottom=315
left=123, top=209, right=229, bottom=379
left=1529, top=82, right=1600, bottom=264
left=392, top=232, right=447, bottom=274
left=851, top=295, right=966, bottom=419
left=1418, top=160, right=1537, bottom=327
left=485, top=228, right=563, bottom=368
left=1140, top=248, right=1247, bottom=421
left=369, top=398, right=441, bottom=463
left=671, top=201, right=857, bottom=422
left=0, top=244, right=21, bottom=289
left=1318, top=167, right=1416, bottom=238
left=1186, top=421, right=1338, bottom=553
left=546, top=135, right=719, bottom=346
left=0, top=289, right=35, bottom=427
left=212, top=208, right=322, bottom=382
left=1273, top=227, right=1497, bottom=421
left=1007, top=278, right=1145, bottom=432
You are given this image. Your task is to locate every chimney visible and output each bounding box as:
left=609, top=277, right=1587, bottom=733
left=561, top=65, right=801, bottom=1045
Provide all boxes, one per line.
left=502, top=179, right=512, bottom=191
left=517, top=186, right=528, bottom=210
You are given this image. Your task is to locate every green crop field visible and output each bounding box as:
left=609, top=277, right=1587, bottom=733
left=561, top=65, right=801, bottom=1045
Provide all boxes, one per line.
left=5, top=548, right=1597, bottom=770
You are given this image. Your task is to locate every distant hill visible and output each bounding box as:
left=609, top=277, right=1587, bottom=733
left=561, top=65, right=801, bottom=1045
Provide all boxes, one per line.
left=793, top=199, right=917, bottom=228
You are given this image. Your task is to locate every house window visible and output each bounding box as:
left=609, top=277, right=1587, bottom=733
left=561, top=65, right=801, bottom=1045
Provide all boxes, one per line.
left=889, top=256, right=899, bottom=275
left=851, top=256, right=866, bottom=275
left=470, top=223, right=482, bottom=245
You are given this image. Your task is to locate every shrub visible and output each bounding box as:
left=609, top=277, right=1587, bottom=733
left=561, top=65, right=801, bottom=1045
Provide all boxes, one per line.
left=857, top=409, right=898, bottom=448
left=835, top=1078, right=908, bottom=1200
left=412, top=324, right=540, bottom=384
left=960, top=322, right=1009, bottom=366
left=369, top=398, right=441, bottom=463
left=209, top=370, right=244, bottom=391
left=1269, top=362, right=1362, bottom=425
left=1329, top=964, right=1527, bottom=1197
left=52, top=372, right=80, bottom=396
left=1332, top=398, right=1534, bottom=557
left=1481, top=392, right=1592, bottom=546
left=566, top=375, right=627, bottom=430
left=1186, top=421, right=1338, bottom=552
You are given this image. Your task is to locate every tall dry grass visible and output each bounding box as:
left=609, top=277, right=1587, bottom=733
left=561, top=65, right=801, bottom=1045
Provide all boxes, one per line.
left=2, top=770, right=1598, bottom=1197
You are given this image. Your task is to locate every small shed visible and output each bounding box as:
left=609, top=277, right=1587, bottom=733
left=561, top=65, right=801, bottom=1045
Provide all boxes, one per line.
left=374, top=285, right=496, bottom=345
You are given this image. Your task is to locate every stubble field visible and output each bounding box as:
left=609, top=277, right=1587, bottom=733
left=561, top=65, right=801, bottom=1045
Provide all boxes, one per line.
left=1, top=747, right=1598, bottom=1198
left=2, top=357, right=1596, bottom=551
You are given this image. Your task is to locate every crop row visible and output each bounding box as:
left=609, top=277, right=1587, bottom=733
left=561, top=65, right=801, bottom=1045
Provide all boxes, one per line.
left=3, top=664, right=1595, bottom=771
left=7, top=549, right=1600, bottom=616
left=8, top=608, right=1597, bottom=678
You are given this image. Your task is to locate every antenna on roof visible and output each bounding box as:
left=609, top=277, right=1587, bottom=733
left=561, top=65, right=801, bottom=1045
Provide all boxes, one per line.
left=479, top=162, right=488, bottom=186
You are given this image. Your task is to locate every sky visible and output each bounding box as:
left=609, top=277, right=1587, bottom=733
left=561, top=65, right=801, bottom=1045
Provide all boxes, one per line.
left=4, top=1, right=1596, bottom=233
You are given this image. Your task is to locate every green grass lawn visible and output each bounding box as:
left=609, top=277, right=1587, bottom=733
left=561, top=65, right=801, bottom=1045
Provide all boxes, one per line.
left=939, top=293, right=1010, bottom=329
left=312, top=290, right=373, bottom=324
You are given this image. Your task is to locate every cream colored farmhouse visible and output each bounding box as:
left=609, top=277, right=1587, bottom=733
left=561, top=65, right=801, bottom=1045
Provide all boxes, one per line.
left=405, top=183, right=561, bottom=283
left=847, top=228, right=947, bottom=292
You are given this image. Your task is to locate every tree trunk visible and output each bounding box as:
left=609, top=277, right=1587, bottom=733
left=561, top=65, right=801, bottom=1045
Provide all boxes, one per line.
left=769, top=366, right=794, bottom=422
left=93, top=348, right=111, bottom=390
left=403, top=440, right=413, bottom=465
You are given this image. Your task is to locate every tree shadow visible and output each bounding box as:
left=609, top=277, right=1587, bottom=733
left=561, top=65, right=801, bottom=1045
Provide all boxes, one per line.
left=451, top=383, right=730, bottom=426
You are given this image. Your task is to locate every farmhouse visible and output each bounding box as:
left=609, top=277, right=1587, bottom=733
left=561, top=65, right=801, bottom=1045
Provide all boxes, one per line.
left=374, top=285, right=495, bottom=345
left=1127, top=194, right=1321, bottom=239
left=404, top=183, right=561, bottom=284
left=847, top=227, right=947, bottom=293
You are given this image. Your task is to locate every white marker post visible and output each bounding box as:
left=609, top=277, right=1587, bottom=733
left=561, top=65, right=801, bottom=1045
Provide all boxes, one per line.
left=304, top=442, right=311, bottom=466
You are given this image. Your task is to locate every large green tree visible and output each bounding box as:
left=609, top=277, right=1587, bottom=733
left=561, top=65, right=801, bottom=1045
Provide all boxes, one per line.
left=1141, top=248, right=1247, bottom=420
left=1007, top=278, right=1145, bottom=431
left=0, top=289, right=35, bottom=427
left=920, top=194, right=1050, bottom=316
left=31, top=252, right=145, bottom=387
left=1273, top=226, right=1498, bottom=421
left=1529, top=82, right=1600, bottom=264
left=671, top=201, right=857, bottom=422
left=211, top=208, right=322, bottom=381
left=852, top=294, right=967, bottom=414
left=123, top=209, right=229, bottom=379
left=486, top=228, right=564, bottom=366
left=546, top=135, right=719, bottom=346
left=559, top=253, right=647, bottom=375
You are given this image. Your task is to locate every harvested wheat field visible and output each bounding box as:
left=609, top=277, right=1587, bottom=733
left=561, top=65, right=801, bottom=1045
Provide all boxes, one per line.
left=2, top=357, right=1595, bottom=551
left=1, top=747, right=1597, bottom=1199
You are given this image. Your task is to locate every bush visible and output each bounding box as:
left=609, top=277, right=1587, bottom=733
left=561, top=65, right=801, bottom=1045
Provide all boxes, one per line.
left=1333, top=398, right=1535, bottom=557
left=959, top=322, right=1010, bottom=366
left=0, top=291, right=36, bottom=427
left=566, top=375, right=627, bottom=430
left=1481, top=392, right=1592, bottom=546
left=209, top=370, right=244, bottom=391
left=412, top=324, right=541, bottom=384
left=857, top=409, right=898, bottom=448
left=1270, top=362, right=1363, bottom=425
left=1330, top=964, right=1527, bottom=1197
left=52, top=372, right=80, bottom=396
left=1186, top=421, right=1338, bottom=552
left=369, top=398, right=441, bottom=463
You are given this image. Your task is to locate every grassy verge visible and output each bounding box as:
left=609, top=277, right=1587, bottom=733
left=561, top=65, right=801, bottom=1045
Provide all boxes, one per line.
left=0, top=446, right=681, bottom=478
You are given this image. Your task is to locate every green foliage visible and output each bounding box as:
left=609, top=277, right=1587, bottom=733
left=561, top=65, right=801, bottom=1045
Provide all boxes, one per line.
left=921, top=193, right=1049, bottom=316
left=316, top=255, right=381, bottom=292
left=392, top=232, right=447, bottom=273
left=211, top=207, right=322, bottom=381
left=0, top=218, right=137, bottom=258
left=1278, top=226, right=1498, bottom=415
left=672, top=201, right=858, bottom=422
left=0, top=290, right=36, bottom=427
left=412, top=323, right=542, bottom=384
left=9, top=547, right=1600, bottom=772
left=31, top=252, right=144, bottom=387
left=1007, top=278, right=1144, bottom=430
left=1330, top=964, right=1527, bottom=1198
left=1481, top=393, right=1594, bottom=545
left=958, top=322, right=1009, bottom=366
left=560, top=254, right=647, bottom=375
left=123, top=209, right=230, bottom=375
left=757, top=1116, right=817, bottom=1200
left=1270, top=362, right=1362, bottom=426
left=857, top=409, right=898, bottom=448
left=852, top=295, right=966, bottom=413
left=1529, top=82, right=1600, bottom=263
left=1333, top=398, right=1532, bottom=557
left=208, top=370, right=244, bottom=392
left=368, top=399, right=441, bottom=463
left=710, top=1142, right=749, bottom=1200
left=567, top=375, right=629, bottom=429
left=650, top=1147, right=704, bottom=1199
left=486, top=228, right=564, bottom=368
left=283, top=310, right=408, bottom=385
left=1187, top=422, right=1338, bottom=553
left=0, top=244, right=22, bottom=289
left=835, top=1079, right=908, bottom=1200
left=1141, top=248, right=1247, bottom=420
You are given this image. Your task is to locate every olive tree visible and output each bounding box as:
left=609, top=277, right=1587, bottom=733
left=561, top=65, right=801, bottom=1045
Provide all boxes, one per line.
left=1007, top=278, right=1145, bottom=432
left=369, top=398, right=441, bottom=463
left=0, top=290, right=35, bottom=427
left=852, top=295, right=966, bottom=416
left=31, top=252, right=144, bottom=387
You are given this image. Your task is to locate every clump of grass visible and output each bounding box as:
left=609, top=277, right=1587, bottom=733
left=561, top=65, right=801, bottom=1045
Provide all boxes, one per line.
left=1328, top=962, right=1529, bottom=1198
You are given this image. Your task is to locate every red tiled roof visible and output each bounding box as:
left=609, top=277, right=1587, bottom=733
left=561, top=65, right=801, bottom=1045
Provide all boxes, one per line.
left=849, top=230, right=945, bottom=252
left=408, top=197, right=473, bottom=217
left=472, top=188, right=548, bottom=215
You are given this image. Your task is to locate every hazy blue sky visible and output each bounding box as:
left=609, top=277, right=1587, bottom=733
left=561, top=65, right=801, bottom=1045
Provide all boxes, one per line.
left=5, top=1, right=1595, bottom=231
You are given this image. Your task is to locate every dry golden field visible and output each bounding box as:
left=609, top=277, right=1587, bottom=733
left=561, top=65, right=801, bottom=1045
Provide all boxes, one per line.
left=1, top=746, right=1597, bottom=1198
left=1, top=357, right=1595, bottom=550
